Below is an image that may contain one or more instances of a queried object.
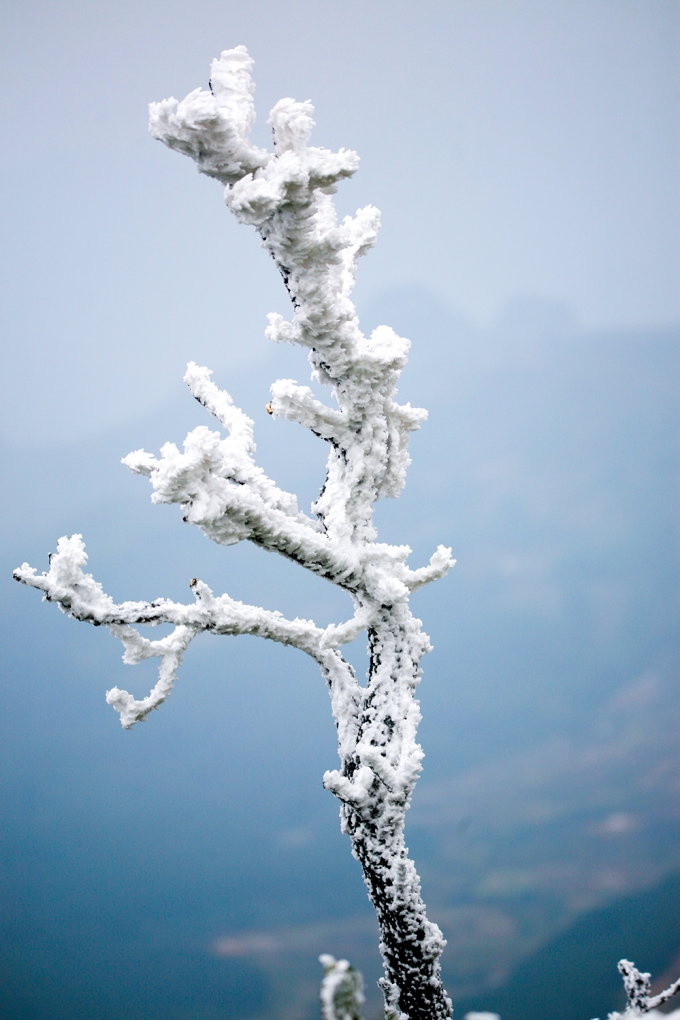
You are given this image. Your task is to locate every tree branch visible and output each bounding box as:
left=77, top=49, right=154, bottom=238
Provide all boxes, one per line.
left=599, top=959, right=680, bottom=1019
left=14, top=535, right=365, bottom=729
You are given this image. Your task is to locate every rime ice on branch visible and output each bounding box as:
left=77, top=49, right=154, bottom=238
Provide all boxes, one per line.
left=14, top=46, right=455, bottom=1020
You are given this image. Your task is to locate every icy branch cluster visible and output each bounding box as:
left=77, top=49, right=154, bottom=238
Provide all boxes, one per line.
left=14, top=45, right=454, bottom=1020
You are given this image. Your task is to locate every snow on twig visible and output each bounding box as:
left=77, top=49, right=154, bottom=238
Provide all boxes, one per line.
left=603, top=959, right=680, bottom=1019
left=14, top=535, right=365, bottom=729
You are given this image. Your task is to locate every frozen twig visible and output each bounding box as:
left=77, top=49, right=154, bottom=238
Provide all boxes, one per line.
left=14, top=535, right=359, bottom=728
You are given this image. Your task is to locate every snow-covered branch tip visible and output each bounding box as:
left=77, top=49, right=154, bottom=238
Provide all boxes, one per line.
left=146, top=46, right=445, bottom=552
left=319, top=955, right=364, bottom=1020
left=604, top=959, right=680, bottom=1019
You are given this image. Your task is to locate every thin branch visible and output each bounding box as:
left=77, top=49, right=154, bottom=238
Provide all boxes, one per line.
left=14, top=535, right=365, bottom=729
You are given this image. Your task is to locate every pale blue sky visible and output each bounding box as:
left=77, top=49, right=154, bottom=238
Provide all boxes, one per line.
left=1, top=0, right=678, bottom=444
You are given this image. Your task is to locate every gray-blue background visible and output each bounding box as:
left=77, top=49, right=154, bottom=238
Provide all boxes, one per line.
left=1, top=4, right=678, bottom=1019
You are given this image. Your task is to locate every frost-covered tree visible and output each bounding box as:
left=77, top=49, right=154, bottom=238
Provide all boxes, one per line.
left=14, top=46, right=454, bottom=1020
left=17, top=46, right=674, bottom=1020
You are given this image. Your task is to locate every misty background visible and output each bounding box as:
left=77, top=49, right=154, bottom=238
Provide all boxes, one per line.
left=1, top=3, right=678, bottom=1019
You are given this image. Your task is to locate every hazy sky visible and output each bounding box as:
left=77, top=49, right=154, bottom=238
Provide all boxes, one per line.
left=1, top=0, right=678, bottom=444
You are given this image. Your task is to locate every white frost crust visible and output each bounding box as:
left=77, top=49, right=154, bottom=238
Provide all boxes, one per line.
left=269, top=379, right=349, bottom=442
left=403, top=545, right=457, bottom=592
left=123, top=362, right=317, bottom=548
left=148, top=45, right=269, bottom=184
left=323, top=764, right=375, bottom=806
left=14, top=535, right=367, bottom=729
left=147, top=47, right=442, bottom=567
left=105, top=624, right=194, bottom=728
